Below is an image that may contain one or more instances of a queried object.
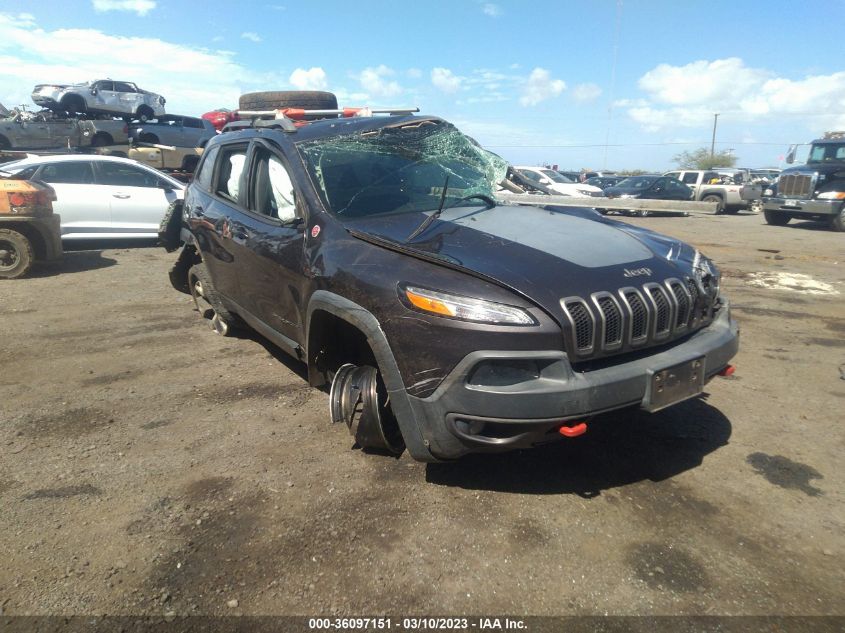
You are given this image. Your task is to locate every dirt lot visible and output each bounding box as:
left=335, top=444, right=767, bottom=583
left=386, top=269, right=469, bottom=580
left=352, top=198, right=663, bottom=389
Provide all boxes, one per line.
left=0, top=211, right=843, bottom=620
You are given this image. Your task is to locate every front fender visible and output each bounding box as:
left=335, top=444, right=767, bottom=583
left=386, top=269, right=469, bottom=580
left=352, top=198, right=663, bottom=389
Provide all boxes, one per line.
left=306, top=290, right=435, bottom=461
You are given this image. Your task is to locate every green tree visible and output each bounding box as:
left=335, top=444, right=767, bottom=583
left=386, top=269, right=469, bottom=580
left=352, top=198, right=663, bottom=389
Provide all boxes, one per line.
left=673, top=147, right=738, bottom=169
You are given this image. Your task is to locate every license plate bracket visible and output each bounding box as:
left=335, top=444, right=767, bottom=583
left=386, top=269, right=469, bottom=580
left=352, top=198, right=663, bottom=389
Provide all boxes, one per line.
left=643, top=356, right=705, bottom=412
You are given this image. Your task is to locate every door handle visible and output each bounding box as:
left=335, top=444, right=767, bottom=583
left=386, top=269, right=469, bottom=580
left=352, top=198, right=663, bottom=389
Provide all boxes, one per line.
left=112, top=193, right=131, bottom=199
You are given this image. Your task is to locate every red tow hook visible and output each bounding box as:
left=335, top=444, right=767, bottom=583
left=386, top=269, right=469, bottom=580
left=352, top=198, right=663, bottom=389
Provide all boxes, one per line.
left=718, top=364, right=736, bottom=377
left=559, top=422, right=588, bottom=438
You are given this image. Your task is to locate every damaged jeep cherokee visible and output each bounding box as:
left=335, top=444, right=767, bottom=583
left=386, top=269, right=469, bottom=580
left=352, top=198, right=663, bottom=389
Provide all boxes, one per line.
left=167, top=111, right=739, bottom=462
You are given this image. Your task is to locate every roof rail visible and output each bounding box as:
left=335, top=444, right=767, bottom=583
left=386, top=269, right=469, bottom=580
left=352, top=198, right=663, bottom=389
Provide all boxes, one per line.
left=238, top=106, right=419, bottom=121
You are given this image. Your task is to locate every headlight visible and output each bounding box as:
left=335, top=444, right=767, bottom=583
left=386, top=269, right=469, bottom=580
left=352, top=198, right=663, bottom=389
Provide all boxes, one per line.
left=576, top=189, right=594, bottom=196
left=764, top=188, right=773, bottom=196
left=402, top=285, right=536, bottom=326
left=817, top=191, right=845, bottom=200
left=692, top=250, right=720, bottom=297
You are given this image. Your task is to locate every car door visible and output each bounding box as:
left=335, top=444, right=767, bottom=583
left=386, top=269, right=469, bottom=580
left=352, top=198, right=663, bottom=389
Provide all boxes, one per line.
left=648, top=177, right=671, bottom=200
left=189, top=142, right=249, bottom=302
left=94, top=160, right=181, bottom=236
left=91, top=81, right=119, bottom=114
left=230, top=139, right=306, bottom=344
left=31, top=160, right=111, bottom=236
left=7, top=120, right=52, bottom=149
left=114, top=82, right=141, bottom=116
left=47, top=119, right=80, bottom=148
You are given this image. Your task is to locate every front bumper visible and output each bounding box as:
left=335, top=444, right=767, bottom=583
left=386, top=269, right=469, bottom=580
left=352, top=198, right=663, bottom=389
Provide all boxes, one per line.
left=763, top=197, right=841, bottom=217
left=406, top=304, right=739, bottom=459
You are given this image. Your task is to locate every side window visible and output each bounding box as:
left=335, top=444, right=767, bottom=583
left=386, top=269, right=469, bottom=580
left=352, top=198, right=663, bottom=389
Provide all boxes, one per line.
left=665, top=172, right=680, bottom=180
left=702, top=171, right=719, bottom=184
left=114, top=82, right=135, bottom=93
left=97, top=162, right=160, bottom=188
left=95, top=81, right=114, bottom=92
left=251, top=149, right=297, bottom=221
left=682, top=172, right=698, bottom=184
left=215, top=145, right=248, bottom=203
left=13, top=165, right=39, bottom=179
left=194, top=145, right=219, bottom=191
left=184, top=118, right=203, bottom=129
left=519, top=170, right=541, bottom=183
left=36, top=161, right=95, bottom=184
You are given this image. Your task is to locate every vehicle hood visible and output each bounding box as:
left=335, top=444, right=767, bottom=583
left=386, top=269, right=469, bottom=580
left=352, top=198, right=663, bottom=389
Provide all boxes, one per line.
left=345, top=204, right=697, bottom=326
left=781, top=162, right=845, bottom=178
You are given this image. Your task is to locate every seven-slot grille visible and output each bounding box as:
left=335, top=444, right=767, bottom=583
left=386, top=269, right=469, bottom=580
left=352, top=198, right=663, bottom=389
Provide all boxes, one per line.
left=778, top=173, right=815, bottom=198
left=561, top=277, right=713, bottom=359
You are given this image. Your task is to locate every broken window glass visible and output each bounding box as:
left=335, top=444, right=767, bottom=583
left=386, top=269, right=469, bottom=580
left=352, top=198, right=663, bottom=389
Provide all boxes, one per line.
left=297, top=120, right=508, bottom=218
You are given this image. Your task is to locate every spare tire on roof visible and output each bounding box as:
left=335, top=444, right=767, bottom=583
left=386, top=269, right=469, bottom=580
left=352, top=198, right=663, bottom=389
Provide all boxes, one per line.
left=238, top=91, right=338, bottom=119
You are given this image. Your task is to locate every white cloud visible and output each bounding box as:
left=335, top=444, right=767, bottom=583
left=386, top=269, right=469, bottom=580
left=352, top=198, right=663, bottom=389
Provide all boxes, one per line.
left=628, top=57, right=845, bottom=131
left=519, top=67, right=566, bottom=106
left=482, top=3, right=502, bottom=17
left=289, top=67, right=327, bottom=90
left=355, top=65, right=402, bottom=98
left=241, top=32, right=262, bottom=43
left=406, top=68, right=422, bottom=79
left=92, top=0, right=156, bottom=16
left=431, top=67, right=462, bottom=93
left=572, top=82, right=602, bottom=102
left=0, top=12, right=278, bottom=115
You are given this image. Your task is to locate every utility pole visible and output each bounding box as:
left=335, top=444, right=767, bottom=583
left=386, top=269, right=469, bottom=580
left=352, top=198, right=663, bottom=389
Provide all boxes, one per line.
left=710, top=113, right=719, bottom=158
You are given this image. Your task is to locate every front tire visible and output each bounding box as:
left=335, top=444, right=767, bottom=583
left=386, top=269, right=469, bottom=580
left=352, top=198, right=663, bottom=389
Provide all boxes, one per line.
left=829, top=205, right=845, bottom=232
left=702, top=194, right=725, bottom=214
left=764, top=210, right=791, bottom=226
left=0, top=229, right=34, bottom=280
left=136, top=106, right=154, bottom=123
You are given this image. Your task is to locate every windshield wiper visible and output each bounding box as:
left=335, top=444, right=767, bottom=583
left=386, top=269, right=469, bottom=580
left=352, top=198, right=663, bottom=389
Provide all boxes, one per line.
left=406, top=175, right=449, bottom=242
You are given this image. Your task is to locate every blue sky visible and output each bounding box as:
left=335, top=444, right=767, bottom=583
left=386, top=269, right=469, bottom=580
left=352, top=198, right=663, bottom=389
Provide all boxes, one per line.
left=2, top=0, right=845, bottom=170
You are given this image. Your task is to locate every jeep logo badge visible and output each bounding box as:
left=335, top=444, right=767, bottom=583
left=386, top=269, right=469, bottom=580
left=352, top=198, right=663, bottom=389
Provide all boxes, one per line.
left=623, top=267, right=653, bottom=278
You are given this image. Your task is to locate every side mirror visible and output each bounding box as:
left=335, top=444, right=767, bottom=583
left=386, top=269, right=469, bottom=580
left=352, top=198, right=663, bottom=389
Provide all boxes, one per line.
left=90, top=88, right=98, bottom=96
left=785, top=145, right=797, bottom=164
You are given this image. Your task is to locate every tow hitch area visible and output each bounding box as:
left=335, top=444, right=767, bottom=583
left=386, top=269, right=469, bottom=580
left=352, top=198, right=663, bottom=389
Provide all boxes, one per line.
left=718, top=364, right=736, bottom=377
left=559, top=422, right=588, bottom=437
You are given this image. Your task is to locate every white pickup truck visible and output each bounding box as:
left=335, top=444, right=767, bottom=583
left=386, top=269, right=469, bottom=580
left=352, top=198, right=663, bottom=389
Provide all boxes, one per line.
left=664, top=169, right=762, bottom=214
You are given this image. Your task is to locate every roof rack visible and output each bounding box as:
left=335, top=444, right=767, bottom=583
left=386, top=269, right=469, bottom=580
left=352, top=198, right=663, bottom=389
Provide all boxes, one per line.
left=225, top=106, right=420, bottom=134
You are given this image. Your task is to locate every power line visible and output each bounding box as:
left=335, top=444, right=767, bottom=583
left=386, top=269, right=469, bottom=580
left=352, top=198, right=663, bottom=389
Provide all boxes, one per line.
left=486, top=141, right=793, bottom=148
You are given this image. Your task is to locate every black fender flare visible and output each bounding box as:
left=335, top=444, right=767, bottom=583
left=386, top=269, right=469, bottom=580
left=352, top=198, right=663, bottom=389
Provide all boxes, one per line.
left=306, top=290, right=434, bottom=461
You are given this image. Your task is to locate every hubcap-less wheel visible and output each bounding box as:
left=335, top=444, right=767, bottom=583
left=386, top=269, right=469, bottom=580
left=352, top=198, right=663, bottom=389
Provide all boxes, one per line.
left=0, top=242, right=19, bottom=272
left=191, top=277, right=229, bottom=335
left=330, top=363, right=405, bottom=455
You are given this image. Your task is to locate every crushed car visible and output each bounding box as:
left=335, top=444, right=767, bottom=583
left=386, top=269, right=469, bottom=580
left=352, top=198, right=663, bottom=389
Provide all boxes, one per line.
left=0, top=108, right=128, bottom=150
left=0, top=169, right=61, bottom=278
left=32, top=80, right=166, bottom=122
left=165, top=95, right=739, bottom=462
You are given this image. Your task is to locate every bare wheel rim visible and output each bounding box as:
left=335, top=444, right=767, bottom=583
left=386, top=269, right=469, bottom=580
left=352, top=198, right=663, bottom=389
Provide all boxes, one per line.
left=0, top=239, right=20, bottom=272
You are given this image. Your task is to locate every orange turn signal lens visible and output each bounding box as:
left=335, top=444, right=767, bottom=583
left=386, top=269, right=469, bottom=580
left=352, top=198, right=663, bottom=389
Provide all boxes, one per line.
left=405, top=288, right=455, bottom=317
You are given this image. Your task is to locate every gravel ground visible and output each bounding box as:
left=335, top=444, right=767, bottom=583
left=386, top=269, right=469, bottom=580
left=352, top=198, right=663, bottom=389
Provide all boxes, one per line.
left=0, top=211, right=843, bottom=619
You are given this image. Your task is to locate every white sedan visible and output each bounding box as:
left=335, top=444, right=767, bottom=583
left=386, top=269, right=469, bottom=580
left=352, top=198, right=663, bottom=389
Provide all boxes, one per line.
left=1, top=154, right=184, bottom=239
left=514, top=166, right=605, bottom=198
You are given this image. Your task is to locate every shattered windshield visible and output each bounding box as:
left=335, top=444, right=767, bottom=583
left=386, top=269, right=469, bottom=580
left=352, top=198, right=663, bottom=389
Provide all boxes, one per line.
left=297, top=120, right=508, bottom=218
